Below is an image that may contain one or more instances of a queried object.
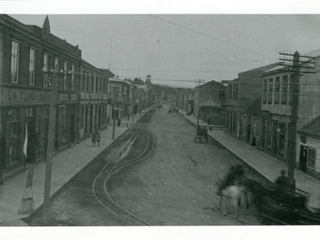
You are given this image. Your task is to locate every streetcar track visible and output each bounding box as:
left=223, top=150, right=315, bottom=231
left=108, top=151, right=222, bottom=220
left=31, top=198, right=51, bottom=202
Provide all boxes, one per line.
left=92, top=107, right=156, bottom=226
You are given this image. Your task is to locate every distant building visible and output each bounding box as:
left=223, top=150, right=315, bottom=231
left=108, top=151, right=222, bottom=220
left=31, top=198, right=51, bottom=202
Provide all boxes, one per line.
left=225, top=62, right=281, bottom=138
left=79, top=62, right=113, bottom=141
left=194, top=80, right=226, bottom=125
left=108, top=78, right=131, bottom=120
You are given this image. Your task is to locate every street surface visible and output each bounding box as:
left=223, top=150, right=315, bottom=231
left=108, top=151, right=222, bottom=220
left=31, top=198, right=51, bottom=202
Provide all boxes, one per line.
left=24, top=104, right=266, bottom=226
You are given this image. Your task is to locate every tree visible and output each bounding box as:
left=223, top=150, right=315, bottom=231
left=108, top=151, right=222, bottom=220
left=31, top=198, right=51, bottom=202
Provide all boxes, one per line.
left=133, top=77, right=144, bottom=85
left=146, top=74, right=152, bottom=84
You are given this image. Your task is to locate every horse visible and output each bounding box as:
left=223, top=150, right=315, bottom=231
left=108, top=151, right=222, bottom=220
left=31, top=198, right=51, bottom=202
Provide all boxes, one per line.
left=238, top=175, right=264, bottom=210
left=215, top=166, right=245, bottom=219
left=215, top=177, right=243, bottom=218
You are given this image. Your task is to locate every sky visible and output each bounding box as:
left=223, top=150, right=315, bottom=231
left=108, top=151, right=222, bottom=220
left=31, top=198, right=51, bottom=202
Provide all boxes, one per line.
left=3, top=1, right=320, bottom=90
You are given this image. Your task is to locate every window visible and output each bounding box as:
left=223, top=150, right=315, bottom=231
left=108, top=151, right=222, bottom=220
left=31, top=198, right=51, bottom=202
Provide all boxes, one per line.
left=289, top=77, right=292, bottom=105
left=100, top=77, right=102, bottom=93
left=86, top=72, right=89, bottom=91
left=71, top=64, right=75, bottom=90
left=263, top=79, right=268, bottom=104
left=279, top=123, right=286, bottom=154
left=43, top=53, right=49, bottom=87
left=307, top=147, right=316, bottom=170
left=63, top=61, right=68, bottom=90
left=266, top=121, right=272, bottom=149
left=81, top=70, right=85, bottom=91
left=268, top=78, right=273, bottom=104
left=113, top=87, right=120, bottom=99
left=55, top=58, right=59, bottom=70
left=96, top=76, right=99, bottom=93
left=104, top=78, right=108, bottom=93
left=91, top=75, right=94, bottom=92
left=80, top=106, right=84, bottom=128
left=29, top=48, right=36, bottom=85
left=11, top=41, right=20, bottom=83
left=233, top=83, right=238, bottom=100
left=58, top=105, right=67, bottom=143
left=228, top=84, right=233, bottom=100
left=275, top=77, right=280, bottom=104
left=282, top=75, right=288, bottom=104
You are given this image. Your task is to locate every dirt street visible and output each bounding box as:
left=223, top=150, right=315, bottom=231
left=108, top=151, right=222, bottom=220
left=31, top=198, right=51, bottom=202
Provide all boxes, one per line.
left=25, top=105, right=263, bottom=226
left=110, top=105, right=261, bottom=225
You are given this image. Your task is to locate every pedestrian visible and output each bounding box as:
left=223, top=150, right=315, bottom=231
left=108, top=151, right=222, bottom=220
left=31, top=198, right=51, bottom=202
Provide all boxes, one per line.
left=250, top=136, right=256, bottom=150
left=275, top=170, right=289, bottom=194
left=91, top=131, right=97, bottom=146
left=117, top=118, right=121, bottom=127
left=26, top=127, right=37, bottom=164
left=95, top=128, right=101, bottom=146
left=196, top=125, right=202, bottom=136
left=210, top=126, right=212, bottom=132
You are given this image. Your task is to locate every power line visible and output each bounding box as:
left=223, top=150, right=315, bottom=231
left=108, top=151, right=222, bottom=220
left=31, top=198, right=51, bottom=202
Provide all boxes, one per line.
left=148, top=15, right=278, bottom=62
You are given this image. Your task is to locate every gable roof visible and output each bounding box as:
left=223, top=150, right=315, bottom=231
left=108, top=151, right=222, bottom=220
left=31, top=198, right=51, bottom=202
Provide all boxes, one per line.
left=298, top=115, right=320, bottom=138
left=243, top=97, right=262, bottom=117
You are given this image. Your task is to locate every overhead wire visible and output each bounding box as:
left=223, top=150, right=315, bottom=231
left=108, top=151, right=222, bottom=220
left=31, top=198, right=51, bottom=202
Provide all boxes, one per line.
left=148, top=15, right=279, bottom=62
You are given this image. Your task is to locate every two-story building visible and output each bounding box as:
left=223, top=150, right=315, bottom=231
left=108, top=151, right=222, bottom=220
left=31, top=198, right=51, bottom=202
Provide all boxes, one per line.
left=0, top=15, right=82, bottom=181
left=108, top=78, right=131, bottom=120
left=225, top=63, right=281, bottom=139
left=79, top=61, right=113, bottom=141
left=257, top=50, right=320, bottom=178
left=194, top=80, right=226, bottom=125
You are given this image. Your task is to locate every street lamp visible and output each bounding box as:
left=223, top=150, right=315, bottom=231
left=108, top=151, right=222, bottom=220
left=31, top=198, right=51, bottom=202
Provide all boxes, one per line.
left=111, top=89, right=119, bottom=140
left=43, top=67, right=62, bottom=217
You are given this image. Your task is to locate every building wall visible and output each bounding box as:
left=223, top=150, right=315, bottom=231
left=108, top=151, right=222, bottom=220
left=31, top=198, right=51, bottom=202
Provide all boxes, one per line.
left=298, top=57, right=320, bottom=130
left=296, top=135, right=320, bottom=179
left=79, top=64, right=110, bottom=141
left=0, top=15, right=81, bottom=180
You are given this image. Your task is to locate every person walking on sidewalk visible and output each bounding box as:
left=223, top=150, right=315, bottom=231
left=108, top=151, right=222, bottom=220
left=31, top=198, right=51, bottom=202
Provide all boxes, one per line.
left=275, top=170, right=289, bottom=194
left=250, top=137, right=256, bottom=150
left=92, top=126, right=101, bottom=146
left=95, top=128, right=101, bottom=146
left=26, top=127, right=37, bottom=165
left=117, top=118, right=121, bottom=127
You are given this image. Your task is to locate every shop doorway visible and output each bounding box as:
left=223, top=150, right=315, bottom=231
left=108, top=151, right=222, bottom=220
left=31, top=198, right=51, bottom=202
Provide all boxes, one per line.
left=299, top=145, right=307, bottom=172
left=70, top=111, right=75, bottom=143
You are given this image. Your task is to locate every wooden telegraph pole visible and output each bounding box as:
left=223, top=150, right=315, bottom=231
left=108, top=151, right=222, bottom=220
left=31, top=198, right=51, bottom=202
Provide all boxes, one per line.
left=279, top=51, right=316, bottom=189
left=194, top=79, right=205, bottom=126
left=43, top=68, right=59, bottom=217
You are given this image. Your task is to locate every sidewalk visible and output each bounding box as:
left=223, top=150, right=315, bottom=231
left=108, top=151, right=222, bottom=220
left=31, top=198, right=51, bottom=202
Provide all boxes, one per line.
left=0, top=109, right=149, bottom=226
left=183, top=113, right=320, bottom=209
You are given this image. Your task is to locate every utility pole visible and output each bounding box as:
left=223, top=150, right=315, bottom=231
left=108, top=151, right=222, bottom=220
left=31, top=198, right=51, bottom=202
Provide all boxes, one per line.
left=43, top=68, right=59, bottom=217
left=194, top=79, right=205, bottom=126
left=112, top=89, right=117, bottom=140
left=279, top=51, right=316, bottom=189
left=131, top=85, right=135, bottom=124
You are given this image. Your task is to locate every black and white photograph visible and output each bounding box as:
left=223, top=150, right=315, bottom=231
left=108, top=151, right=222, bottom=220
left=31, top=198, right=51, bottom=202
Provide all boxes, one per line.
left=0, top=0, right=320, bottom=239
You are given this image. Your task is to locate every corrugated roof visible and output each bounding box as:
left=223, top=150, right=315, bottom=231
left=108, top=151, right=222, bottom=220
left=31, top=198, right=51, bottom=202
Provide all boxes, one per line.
left=299, top=115, right=320, bottom=137
left=243, top=97, right=262, bottom=117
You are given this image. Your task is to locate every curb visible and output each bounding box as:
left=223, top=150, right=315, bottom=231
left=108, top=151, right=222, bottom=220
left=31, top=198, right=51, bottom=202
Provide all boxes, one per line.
left=182, top=114, right=274, bottom=185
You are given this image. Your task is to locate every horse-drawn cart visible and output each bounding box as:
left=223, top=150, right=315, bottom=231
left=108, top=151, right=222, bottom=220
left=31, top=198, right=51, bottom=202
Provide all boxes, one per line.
left=252, top=183, right=320, bottom=225
left=194, top=126, right=208, bottom=144
left=194, top=132, right=208, bottom=143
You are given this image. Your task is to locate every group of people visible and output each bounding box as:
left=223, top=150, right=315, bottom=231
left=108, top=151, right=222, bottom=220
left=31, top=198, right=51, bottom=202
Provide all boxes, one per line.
left=196, top=125, right=208, bottom=137
left=217, top=165, right=291, bottom=196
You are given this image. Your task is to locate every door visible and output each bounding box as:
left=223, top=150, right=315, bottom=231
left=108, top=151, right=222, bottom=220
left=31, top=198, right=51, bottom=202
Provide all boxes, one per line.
left=299, top=145, right=307, bottom=172
left=272, top=122, right=278, bottom=155
left=70, top=113, right=75, bottom=143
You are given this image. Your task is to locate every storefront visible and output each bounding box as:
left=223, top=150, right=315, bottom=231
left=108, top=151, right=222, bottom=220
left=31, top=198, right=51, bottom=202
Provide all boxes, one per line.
left=0, top=87, right=51, bottom=179
left=55, top=92, right=79, bottom=150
